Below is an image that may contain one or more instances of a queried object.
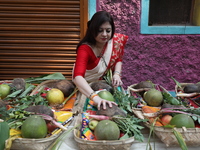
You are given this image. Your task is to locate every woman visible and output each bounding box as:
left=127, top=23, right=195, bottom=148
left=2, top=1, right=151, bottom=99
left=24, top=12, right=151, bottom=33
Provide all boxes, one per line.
left=72, top=11, right=128, bottom=110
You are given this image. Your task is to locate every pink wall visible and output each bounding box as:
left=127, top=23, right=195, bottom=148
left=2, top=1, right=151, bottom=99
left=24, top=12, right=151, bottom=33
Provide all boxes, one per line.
left=98, top=0, right=200, bottom=90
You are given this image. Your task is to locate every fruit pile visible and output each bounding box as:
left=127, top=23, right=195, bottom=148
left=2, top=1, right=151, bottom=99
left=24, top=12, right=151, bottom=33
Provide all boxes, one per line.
left=79, top=88, right=146, bottom=142
left=131, top=80, right=200, bottom=129
left=0, top=76, right=76, bottom=150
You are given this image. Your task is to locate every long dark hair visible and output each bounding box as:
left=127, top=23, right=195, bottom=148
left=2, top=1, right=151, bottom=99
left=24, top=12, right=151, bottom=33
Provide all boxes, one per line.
left=76, top=11, right=115, bottom=51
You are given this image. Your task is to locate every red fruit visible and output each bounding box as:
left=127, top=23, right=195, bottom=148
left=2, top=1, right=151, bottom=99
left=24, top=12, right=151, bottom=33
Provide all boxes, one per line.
left=161, top=114, right=172, bottom=125
left=46, top=122, right=57, bottom=133
left=119, top=132, right=125, bottom=138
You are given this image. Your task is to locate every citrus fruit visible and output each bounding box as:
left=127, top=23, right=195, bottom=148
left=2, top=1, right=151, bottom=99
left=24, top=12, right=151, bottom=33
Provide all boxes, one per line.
left=46, top=88, right=64, bottom=105
left=143, top=88, right=163, bottom=107
left=170, top=114, right=195, bottom=128
left=98, top=91, right=115, bottom=101
left=0, top=84, right=11, bottom=99
left=21, top=115, right=47, bottom=138
left=94, top=120, right=120, bottom=140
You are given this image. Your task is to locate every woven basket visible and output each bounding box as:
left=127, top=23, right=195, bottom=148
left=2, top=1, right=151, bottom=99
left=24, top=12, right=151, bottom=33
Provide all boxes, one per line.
left=132, top=108, right=200, bottom=147
left=74, top=114, right=135, bottom=150
left=29, top=79, right=60, bottom=96
left=127, top=83, right=169, bottom=97
left=127, top=83, right=170, bottom=107
left=0, top=80, right=13, bottom=84
left=10, top=79, right=74, bottom=150
left=11, top=134, right=60, bottom=150
left=175, top=83, right=200, bottom=107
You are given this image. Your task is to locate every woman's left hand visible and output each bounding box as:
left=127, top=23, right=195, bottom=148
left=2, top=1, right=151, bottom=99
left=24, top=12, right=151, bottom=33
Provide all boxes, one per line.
left=112, top=74, right=123, bottom=87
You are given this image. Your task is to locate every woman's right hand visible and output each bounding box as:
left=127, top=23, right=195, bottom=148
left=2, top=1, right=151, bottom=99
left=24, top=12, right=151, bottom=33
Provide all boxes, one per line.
left=92, top=96, right=117, bottom=110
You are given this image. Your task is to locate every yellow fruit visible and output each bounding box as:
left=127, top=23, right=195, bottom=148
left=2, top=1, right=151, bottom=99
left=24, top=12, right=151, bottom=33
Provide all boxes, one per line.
left=46, top=88, right=64, bottom=105
left=0, top=84, right=11, bottom=99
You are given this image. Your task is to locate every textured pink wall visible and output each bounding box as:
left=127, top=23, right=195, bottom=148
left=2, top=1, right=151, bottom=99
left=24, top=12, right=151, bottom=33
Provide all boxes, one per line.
left=98, top=0, right=200, bottom=90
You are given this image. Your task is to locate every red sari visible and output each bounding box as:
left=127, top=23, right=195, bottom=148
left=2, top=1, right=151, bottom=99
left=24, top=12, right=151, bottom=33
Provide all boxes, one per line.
left=73, top=33, right=128, bottom=82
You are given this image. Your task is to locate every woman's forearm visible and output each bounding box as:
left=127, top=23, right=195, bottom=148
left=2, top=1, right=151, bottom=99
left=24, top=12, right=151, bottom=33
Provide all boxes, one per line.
left=114, top=61, right=122, bottom=74
left=73, top=76, right=94, bottom=98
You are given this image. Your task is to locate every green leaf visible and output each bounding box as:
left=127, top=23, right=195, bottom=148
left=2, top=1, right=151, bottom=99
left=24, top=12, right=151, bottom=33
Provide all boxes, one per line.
left=48, top=124, right=80, bottom=150
left=25, top=72, right=66, bottom=83
left=172, top=128, right=188, bottom=150
left=18, top=84, right=35, bottom=98
left=171, top=77, right=183, bottom=91
left=162, top=92, right=180, bottom=105
left=4, top=89, right=23, bottom=100
left=119, top=132, right=130, bottom=140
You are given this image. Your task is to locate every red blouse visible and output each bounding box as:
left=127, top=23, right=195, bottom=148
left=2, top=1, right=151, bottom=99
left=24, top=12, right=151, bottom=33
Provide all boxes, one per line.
left=73, top=44, right=100, bottom=78
left=73, top=33, right=128, bottom=79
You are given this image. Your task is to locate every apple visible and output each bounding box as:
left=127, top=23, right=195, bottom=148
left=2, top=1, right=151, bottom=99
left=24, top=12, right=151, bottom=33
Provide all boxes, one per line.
left=88, top=119, right=99, bottom=130
left=46, top=122, right=58, bottom=133
left=161, top=114, right=172, bottom=125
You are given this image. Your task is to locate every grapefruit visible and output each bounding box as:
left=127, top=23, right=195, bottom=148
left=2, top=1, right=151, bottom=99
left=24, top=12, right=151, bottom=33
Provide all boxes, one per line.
left=0, top=84, right=11, bottom=99
left=97, top=91, right=115, bottom=101
left=46, top=88, right=64, bottom=105
left=21, top=115, right=47, bottom=138
left=94, top=120, right=120, bottom=140
left=143, top=88, right=163, bottom=107
left=170, top=114, right=195, bottom=128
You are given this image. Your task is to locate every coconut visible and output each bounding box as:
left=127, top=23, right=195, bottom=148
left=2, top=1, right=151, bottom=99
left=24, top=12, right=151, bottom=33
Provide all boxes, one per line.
left=90, top=81, right=114, bottom=94
left=0, top=100, right=6, bottom=109
left=134, top=81, right=154, bottom=97
left=143, top=88, right=163, bottom=107
left=183, top=84, right=199, bottom=93
left=96, top=103, right=127, bottom=117
left=10, top=78, right=26, bottom=91
left=55, top=79, right=75, bottom=97
left=24, top=105, right=54, bottom=118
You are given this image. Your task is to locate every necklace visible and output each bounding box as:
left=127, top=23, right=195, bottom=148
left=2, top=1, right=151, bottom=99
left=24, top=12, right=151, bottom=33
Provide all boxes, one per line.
left=95, top=43, right=107, bottom=58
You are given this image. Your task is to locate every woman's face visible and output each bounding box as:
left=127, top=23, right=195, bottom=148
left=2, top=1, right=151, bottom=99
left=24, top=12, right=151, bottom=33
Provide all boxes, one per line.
left=95, top=22, right=112, bottom=45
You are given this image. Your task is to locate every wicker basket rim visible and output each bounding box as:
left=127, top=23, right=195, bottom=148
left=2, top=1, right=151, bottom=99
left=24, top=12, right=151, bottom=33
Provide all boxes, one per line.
left=73, top=114, right=135, bottom=145
left=30, top=79, right=61, bottom=96
left=13, top=134, right=59, bottom=142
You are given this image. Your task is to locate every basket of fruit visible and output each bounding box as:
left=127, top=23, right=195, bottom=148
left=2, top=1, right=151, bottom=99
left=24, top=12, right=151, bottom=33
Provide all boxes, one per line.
left=74, top=113, right=135, bottom=150
left=0, top=77, right=76, bottom=150
left=132, top=106, right=200, bottom=147
left=130, top=81, right=200, bottom=147
left=175, top=81, right=200, bottom=107
left=73, top=80, right=146, bottom=150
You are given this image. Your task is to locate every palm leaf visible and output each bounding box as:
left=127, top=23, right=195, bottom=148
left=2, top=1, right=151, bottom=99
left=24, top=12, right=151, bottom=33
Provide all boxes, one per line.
left=47, top=124, right=80, bottom=150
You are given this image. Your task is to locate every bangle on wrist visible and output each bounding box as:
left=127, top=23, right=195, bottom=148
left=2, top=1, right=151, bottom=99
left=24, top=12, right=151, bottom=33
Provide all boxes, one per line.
left=90, top=94, right=98, bottom=100
left=88, top=92, right=95, bottom=99
left=114, top=71, right=121, bottom=77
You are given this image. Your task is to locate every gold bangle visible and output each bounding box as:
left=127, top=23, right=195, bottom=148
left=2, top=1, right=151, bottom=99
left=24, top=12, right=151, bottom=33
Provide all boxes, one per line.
left=90, top=94, right=98, bottom=100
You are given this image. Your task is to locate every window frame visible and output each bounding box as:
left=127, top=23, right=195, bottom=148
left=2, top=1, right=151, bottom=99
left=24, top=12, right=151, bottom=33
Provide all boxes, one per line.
left=141, top=0, right=200, bottom=34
